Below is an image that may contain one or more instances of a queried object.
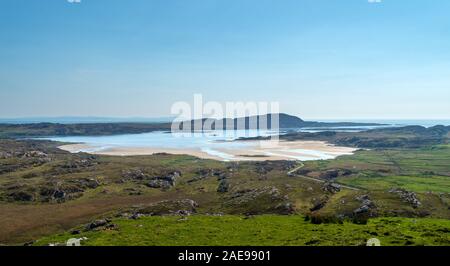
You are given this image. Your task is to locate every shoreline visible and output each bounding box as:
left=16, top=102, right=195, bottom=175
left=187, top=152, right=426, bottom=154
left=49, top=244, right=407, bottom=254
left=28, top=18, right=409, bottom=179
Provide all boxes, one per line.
left=58, top=140, right=358, bottom=161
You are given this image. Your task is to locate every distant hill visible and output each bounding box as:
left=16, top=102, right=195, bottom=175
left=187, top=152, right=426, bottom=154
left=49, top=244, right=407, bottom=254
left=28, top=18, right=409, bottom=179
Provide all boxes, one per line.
left=173, top=113, right=384, bottom=130
left=0, top=113, right=387, bottom=138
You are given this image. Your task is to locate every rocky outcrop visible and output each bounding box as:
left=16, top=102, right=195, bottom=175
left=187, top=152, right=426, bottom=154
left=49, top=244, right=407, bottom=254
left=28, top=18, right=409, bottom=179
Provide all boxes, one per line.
left=146, top=179, right=171, bottom=189
left=84, top=219, right=118, bottom=232
left=228, top=187, right=282, bottom=201
left=320, top=170, right=339, bottom=180
left=322, top=182, right=341, bottom=194
left=86, top=219, right=111, bottom=230
left=224, top=187, right=294, bottom=215
left=126, top=199, right=199, bottom=218
left=255, top=161, right=296, bottom=175
left=319, top=169, right=353, bottom=180
left=290, top=168, right=310, bottom=176
left=5, top=177, right=101, bottom=203
left=217, top=179, right=230, bottom=193
left=121, top=168, right=180, bottom=190
left=188, top=168, right=229, bottom=183
left=54, top=156, right=98, bottom=173
left=146, top=171, right=180, bottom=190
left=353, top=194, right=377, bottom=215
left=122, top=168, right=147, bottom=180
left=0, top=151, right=12, bottom=159
left=39, top=178, right=100, bottom=202
left=8, top=191, right=35, bottom=202
left=160, top=171, right=180, bottom=186
left=77, top=178, right=101, bottom=189
left=389, top=188, right=421, bottom=208
left=62, top=159, right=96, bottom=168
left=22, top=150, right=49, bottom=159
left=275, top=202, right=295, bottom=214
left=310, top=199, right=327, bottom=212
left=15, top=150, right=52, bottom=165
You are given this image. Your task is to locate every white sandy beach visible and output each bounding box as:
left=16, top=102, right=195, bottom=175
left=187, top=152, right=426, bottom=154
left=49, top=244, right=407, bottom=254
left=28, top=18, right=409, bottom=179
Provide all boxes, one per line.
left=58, top=140, right=357, bottom=161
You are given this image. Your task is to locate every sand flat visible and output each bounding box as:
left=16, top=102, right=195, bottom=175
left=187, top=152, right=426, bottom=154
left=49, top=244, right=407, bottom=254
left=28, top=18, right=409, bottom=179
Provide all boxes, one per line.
left=59, top=140, right=357, bottom=161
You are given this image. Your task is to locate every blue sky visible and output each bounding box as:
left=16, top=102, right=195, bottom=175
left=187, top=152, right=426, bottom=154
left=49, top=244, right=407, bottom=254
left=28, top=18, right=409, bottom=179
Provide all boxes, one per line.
left=1, top=0, right=449, bottom=119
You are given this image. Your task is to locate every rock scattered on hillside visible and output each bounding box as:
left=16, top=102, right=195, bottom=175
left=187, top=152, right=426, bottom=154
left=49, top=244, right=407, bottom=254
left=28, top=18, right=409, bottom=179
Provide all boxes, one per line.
left=8, top=190, right=35, bottom=202
left=310, top=198, right=328, bottom=212
left=389, top=188, right=421, bottom=208
left=0, top=151, right=12, bottom=159
left=320, top=170, right=340, bottom=180
left=5, top=177, right=101, bottom=202
left=121, top=168, right=181, bottom=190
left=217, top=179, right=230, bottom=193
left=322, top=182, right=341, bottom=194
left=122, top=168, right=147, bottom=180
left=353, top=194, right=377, bottom=215
left=59, top=157, right=97, bottom=170
left=40, top=178, right=100, bottom=202
left=126, top=199, right=199, bottom=218
left=22, top=150, right=49, bottom=159
left=86, top=219, right=111, bottom=230
left=255, top=161, right=296, bottom=175
left=319, top=169, right=353, bottom=180
left=224, top=187, right=294, bottom=215
left=146, top=171, right=180, bottom=189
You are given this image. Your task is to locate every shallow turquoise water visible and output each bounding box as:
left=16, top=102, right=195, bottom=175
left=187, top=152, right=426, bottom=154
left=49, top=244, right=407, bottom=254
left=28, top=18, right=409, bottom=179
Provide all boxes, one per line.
left=39, top=120, right=442, bottom=161
left=41, top=130, right=276, bottom=160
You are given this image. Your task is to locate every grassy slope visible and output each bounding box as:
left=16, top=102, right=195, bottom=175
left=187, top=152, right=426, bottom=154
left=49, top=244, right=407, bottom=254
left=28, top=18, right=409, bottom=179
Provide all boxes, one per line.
left=1, top=141, right=449, bottom=245
left=35, top=215, right=450, bottom=246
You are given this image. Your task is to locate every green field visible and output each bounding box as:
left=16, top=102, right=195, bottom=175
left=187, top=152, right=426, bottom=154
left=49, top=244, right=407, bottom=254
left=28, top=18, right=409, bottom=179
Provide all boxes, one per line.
left=301, top=146, right=450, bottom=193
left=35, top=215, right=450, bottom=246
left=338, top=175, right=450, bottom=193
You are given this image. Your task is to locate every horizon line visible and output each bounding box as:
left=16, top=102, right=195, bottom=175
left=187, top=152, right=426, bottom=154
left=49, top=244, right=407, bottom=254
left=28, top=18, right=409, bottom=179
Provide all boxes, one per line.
left=1, top=115, right=450, bottom=121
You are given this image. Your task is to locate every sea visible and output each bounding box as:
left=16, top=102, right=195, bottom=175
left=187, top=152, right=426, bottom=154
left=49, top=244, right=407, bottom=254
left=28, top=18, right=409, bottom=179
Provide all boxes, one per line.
left=16, top=119, right=450, bottom=161
left=3, top=117, right=448, bottom=161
